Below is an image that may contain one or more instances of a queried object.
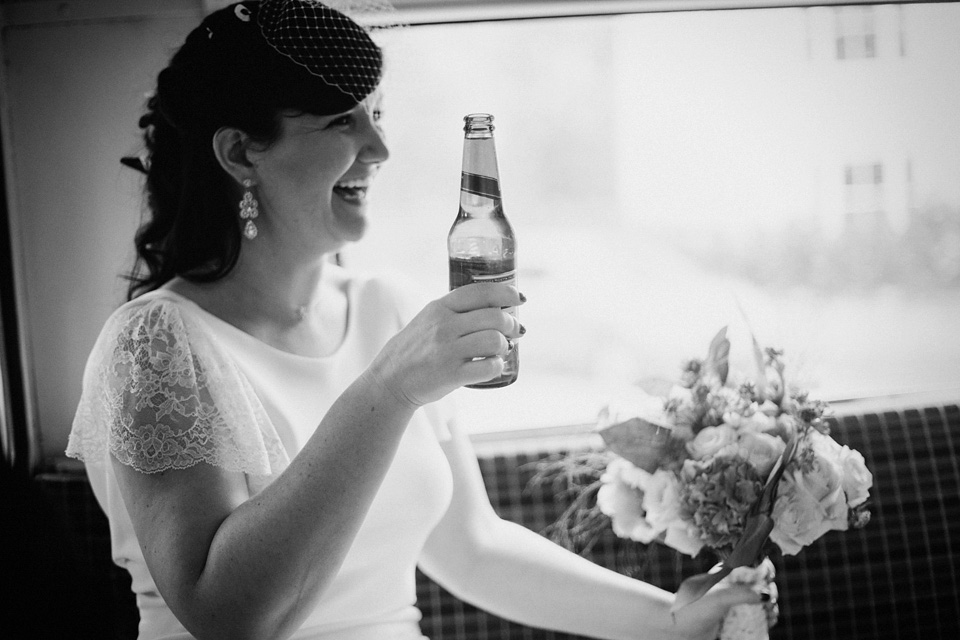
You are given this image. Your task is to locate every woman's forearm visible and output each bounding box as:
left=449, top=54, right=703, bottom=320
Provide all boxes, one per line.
left=424, top=518, right=676, bottom=640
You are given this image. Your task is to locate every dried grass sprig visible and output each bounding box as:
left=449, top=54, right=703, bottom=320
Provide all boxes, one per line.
left=527, top=451, right=615, bottom=554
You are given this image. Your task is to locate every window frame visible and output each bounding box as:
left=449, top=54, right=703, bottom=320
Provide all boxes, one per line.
left=0, top=0, right=949, bottom=472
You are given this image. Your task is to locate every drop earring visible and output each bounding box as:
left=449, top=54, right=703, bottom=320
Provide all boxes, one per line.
left=239, top=179, right=259, bottom=240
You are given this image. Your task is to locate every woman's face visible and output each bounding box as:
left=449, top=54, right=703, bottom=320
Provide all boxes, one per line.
left=248, top=91, right=389, bottom=253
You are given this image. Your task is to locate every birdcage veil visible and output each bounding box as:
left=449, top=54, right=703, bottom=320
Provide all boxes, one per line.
left=255, top=0, right=405, bottom=104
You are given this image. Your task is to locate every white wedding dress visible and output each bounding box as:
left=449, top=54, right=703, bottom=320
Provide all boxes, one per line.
left=67, top=268, right=455, bottom=640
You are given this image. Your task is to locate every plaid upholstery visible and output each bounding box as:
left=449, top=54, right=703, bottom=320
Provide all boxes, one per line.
left=35, top=402, right=960, bottom=640
left=417, top=403, right=960, bottom=640
left=32, top=473, right=139, bottom=640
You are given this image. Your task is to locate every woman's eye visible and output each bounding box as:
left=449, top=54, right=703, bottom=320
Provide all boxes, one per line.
left=328, top=114, right=353, bottom=128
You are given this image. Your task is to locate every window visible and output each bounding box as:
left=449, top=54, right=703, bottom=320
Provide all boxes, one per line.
left=343, top=3, right=960, bottom=435
left=835, top=6, right=877, bottom=60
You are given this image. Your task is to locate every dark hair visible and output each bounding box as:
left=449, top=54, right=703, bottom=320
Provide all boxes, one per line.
left=125, top=1, right=382, bottom=299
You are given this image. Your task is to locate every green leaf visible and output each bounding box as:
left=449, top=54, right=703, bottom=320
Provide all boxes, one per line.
left=705, top=326, right=730, bottom=385
left=726, top=514, right=774, bottom=567
left=670, top=515, right=774, bottom=613
left=598, top=417, right=676, bottom=473
left=672, top=563, right=732, bottom=612
left=755, top=434, right=798, bottom=515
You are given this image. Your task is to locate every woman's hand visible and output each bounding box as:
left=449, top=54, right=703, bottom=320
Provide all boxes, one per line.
left=368, top=283, right=524, bottom=407
left=669, top=583, right=770, bottom=640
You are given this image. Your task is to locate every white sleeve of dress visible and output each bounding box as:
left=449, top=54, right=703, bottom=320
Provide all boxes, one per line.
left=66, top=298, right=290, bottom=476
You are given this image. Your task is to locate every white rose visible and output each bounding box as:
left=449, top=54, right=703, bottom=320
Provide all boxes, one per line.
left=639, top=468, right=683, bottom=534
left=800, top=445, right=845, bottom=505
left=837, top=446, right=872, bottom=507
left=597, top=458, right=659, bottom=543
left=739, top=410, right=777, bottom=433
left=769, top=441, right=849, bottom=555
left=807, top=430, right=873, bottom=508
left=723, top=412, right=743, bottom=428
left=686, top=424, right=738, bottom=460
left=715, top=442, right=741, bottom=460
left=737, top=430, right=787, bottom=478
left=604, top=456, right=649, bottom=489
left=769, top=479, right=837, bottom=555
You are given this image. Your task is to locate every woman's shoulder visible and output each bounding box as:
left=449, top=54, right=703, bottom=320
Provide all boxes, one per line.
left=93, top=288, right=216, bottom=359
left=106, top=287, right=194, bottom=326
left=111, top=287, right=187, bottom=314
left=72, top=287, right=287, bottom=477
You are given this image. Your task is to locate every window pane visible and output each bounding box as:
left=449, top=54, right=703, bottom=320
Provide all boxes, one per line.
left=343, top=3, right=960, bottom=434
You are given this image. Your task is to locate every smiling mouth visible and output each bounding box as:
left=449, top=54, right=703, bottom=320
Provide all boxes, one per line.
left=334, top=178, right=371, bottom=204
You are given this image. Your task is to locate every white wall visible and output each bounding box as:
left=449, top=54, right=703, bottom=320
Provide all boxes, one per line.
left=1, top=2, right=201, bottom=460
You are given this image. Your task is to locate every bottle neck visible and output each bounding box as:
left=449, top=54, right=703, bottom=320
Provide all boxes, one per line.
left=460, top=136, right=502, bottom=217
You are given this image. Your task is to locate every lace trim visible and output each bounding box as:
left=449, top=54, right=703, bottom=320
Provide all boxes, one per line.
left=66, top=297, right=289, bottom=477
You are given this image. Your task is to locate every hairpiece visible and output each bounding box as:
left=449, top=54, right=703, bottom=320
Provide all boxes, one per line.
left=256, top=0, right=398, bottom=102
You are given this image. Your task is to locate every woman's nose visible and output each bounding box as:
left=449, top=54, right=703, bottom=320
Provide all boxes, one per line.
left=361, top=117, right=389, bottom=164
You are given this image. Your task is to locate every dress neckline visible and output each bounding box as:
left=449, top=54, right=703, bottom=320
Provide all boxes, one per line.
left=144, top=279, right=357, bottom=364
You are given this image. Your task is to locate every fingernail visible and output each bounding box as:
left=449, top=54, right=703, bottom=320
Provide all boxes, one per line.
left=519, top=292, right=527, bottom=303
left=519, top=324, right=526, bottom=336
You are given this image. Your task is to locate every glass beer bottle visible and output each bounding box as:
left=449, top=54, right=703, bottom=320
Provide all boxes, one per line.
left=448, top=113, right=519, bottom=388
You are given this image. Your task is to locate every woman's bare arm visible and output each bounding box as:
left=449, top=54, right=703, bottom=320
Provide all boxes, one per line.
left=419, top=418, right=763, bottom=640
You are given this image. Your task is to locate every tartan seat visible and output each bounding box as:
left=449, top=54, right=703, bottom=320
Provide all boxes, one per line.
left=31, top=400, right=960, bottom=640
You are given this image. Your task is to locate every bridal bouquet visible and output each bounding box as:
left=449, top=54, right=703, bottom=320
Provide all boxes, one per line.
left=533, top=328, right=873, bottom=639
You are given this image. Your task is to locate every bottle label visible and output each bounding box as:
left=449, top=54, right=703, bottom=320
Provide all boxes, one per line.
left=469, top=270, right=516, bottom=285
left=461, top=171, right=501, bottom=200
left=463, top=271, right=518, bottom=319
left=450, top=256, right=516, bottom=293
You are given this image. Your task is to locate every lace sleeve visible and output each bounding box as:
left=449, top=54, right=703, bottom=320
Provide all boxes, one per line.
left=66, top=298, right=289, bottom=476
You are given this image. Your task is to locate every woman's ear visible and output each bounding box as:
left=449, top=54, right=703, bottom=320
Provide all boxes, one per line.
left=211, top=127, right=254, bottom=184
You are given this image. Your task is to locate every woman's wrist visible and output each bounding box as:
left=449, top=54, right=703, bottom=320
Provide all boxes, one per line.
left=358, top=366, right=421, bottom=413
